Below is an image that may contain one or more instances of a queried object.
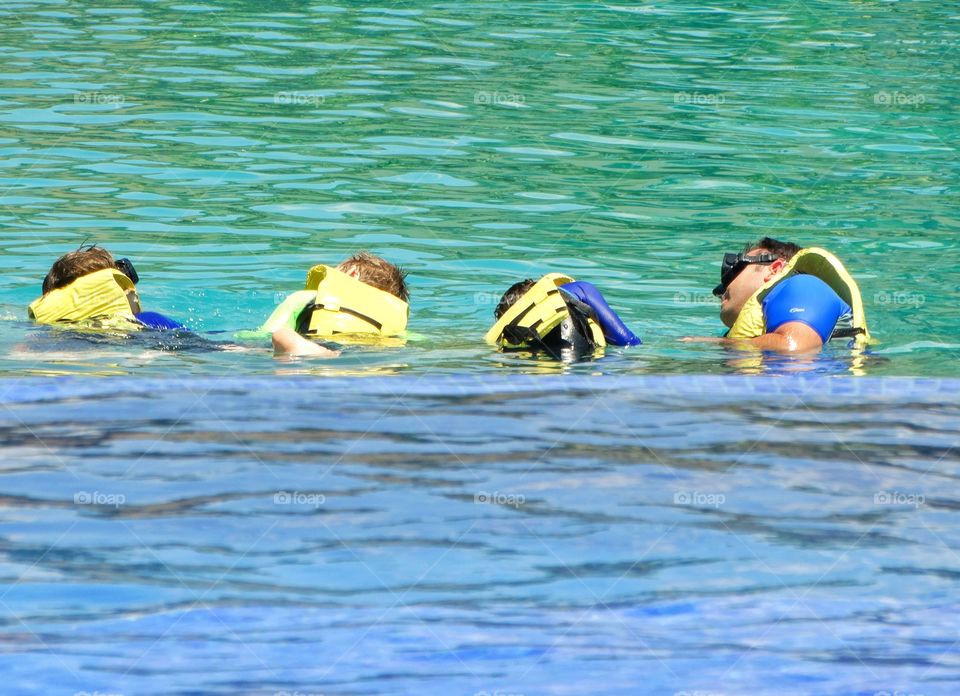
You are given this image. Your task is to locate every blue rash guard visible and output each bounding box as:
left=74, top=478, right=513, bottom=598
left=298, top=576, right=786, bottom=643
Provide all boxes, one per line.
left=135, top=311, right=185, bottom=331
left=559, top=281, right=641, bottom=347
left=761, top=274, right=851, bottom=343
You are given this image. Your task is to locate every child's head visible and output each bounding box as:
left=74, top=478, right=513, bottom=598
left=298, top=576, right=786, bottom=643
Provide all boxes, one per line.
left=337, top=251, right=409, bottom=302
left=494, top=279, right=535, bottom=319
left=42, top=246, right=116, bottom=295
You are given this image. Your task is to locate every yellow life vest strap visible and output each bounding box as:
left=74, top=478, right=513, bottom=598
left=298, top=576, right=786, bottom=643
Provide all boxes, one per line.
left=298, top=300, right=384, bottom=334
left=484, top=273, right=606, bottom=349
left=727, top=247, right=871, bottom=343
left=28, top=268, right=141, bottom=328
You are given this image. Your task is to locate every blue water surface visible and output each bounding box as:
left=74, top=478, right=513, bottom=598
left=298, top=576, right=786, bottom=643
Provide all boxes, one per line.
left=0, top=0, right=958, bottom=694
left=1, top=375, right=959, bottom=694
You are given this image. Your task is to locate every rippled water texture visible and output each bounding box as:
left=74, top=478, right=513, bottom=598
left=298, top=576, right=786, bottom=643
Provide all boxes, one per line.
left=1, top=376, right=960, bottom=695
left=0, top=0, right=957, bottom=375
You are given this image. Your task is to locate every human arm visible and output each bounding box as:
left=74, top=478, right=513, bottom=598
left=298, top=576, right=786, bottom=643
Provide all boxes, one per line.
left=682, top=275, right=848, bottom=353
left=559, top=281, right=641, bottom=347
left=272, top=327, right=340, bottom=358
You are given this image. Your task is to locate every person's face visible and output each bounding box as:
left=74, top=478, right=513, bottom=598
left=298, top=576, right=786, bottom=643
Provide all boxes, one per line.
left=719, top=248, right=786, bottom=328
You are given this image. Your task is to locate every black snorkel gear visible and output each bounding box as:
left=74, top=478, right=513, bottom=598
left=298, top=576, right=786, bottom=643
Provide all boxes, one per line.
left=502, top=292, right=600, bottom=361
left=486, top=275, right=606, bottom=361
left=115, top=258, right=139, bottom=285
left=713, top=252, right=778, bottom=297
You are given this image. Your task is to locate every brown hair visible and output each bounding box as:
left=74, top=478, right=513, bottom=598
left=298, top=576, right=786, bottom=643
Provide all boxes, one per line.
left=494, top=278, right=535, bottom=319
left=337, top=251, right=409, bottom=302
left=744, top=237, right=802, bottom=262
left=42, top=246, right=116, bottom=295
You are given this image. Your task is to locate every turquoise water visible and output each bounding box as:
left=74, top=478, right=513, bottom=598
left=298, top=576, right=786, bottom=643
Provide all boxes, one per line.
left=1, top=2, right=960, bottom=695
left=0, top=0, right=958, bottom=375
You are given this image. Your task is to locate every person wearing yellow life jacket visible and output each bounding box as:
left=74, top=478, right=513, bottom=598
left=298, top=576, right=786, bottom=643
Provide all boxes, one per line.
left=486, top=274, right=640, bottom=360
left=28, top=245, right=186, bottom=332
left=682, top=237, right=871, bottom=353
left=264, top=251, right=409, bottom=357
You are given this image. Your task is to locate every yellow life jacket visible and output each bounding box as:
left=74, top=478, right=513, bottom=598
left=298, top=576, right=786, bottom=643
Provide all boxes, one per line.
left=484, top=273, right=606, bottom=353
left=28, top=268, right=142, bottom=330
left=727, top=247, right=871, bottom=344
left=292, top=264, right=408, bottom=338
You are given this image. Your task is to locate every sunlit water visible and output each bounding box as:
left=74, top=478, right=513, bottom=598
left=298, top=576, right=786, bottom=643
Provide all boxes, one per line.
left=0, top=0, right=957, bottom=376
left=3, top=376, right=960, bottom=695
left=0, top=1, right=958, bottom=694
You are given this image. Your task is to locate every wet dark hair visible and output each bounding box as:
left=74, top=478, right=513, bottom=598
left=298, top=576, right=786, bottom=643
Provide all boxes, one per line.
left=744, top=237, right=802, bottom=262
left=494, top=279, right=535, bottom=319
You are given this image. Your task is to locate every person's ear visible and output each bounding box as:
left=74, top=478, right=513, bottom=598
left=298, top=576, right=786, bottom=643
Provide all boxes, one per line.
left=343, top=267, right=361, bottom=280
left=764, top=258, right=786, bottom=282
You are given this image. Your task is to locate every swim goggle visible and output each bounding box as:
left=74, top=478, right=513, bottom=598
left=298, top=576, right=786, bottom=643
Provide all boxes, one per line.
left=115, top=258, right=139, bottom=285
left=712, top=252, right=777, bottom=297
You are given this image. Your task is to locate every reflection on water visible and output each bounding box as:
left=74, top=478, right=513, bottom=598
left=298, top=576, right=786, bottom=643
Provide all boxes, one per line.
left=1, top=375, right=959, bottom=693
left=3, top=321, right=895, bottom=379
left=0, top=2, right=957, bottom=695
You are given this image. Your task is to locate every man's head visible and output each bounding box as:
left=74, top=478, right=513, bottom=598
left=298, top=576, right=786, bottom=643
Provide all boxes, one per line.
left=336, top=251, right=409, bottom=302
left=494, top=279, right=535, bottom=319
left=42, top=246, right=116, bottom=295
left=718, top=237, right=802, bottom=328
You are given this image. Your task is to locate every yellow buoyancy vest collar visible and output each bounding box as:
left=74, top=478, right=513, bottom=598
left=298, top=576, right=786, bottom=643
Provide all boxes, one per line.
left=727, top=247, right=871, bottom=343
left=297, top=264, right=408, bottom=337
left=484, top=273, right=606, bottom=350
left=28, top=268, right=141, bottom=328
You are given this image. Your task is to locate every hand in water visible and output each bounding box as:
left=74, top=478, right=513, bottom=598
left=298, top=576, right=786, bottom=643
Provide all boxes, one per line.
left=272, top=328, right=340, bottom=358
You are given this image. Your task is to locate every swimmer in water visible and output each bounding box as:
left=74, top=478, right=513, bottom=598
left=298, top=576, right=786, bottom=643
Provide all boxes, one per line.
left=682, top=237, right=870, bottom=352
left=264, top=251, right=409, bottom=358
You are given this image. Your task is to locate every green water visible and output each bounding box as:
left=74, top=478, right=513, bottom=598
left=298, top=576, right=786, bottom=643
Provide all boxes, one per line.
left=0, top=0, right=957, bottom=376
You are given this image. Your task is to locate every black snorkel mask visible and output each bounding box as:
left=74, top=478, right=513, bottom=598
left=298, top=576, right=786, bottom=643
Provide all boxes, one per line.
left=499, top=292, right=601, bottom=361
left=712, top=252, right=777, bottom=297
left=115, top=258, right=139, bottom=285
